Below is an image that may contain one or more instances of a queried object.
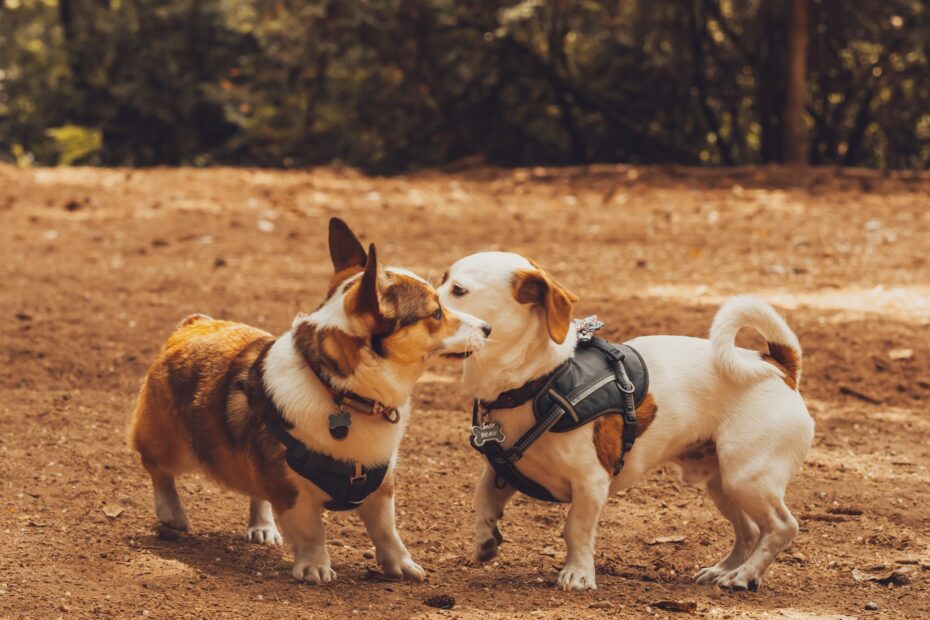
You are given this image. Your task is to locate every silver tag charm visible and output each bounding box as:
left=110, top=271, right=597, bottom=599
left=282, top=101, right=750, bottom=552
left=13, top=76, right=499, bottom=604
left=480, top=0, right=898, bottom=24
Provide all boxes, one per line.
left=471, top=422, right=505, bottom=447
left=575, top=315, right=604, bottom=342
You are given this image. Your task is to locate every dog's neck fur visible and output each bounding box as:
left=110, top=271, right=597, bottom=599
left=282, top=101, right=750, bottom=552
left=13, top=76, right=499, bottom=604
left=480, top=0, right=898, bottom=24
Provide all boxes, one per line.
left=259, top=306, right=413, bottom=466
left=464, top=315, right=578, bottom=403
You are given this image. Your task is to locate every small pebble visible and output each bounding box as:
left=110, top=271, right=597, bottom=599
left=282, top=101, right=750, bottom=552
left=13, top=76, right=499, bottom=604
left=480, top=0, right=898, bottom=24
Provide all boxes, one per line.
left=865, top=602, right=879, bottom=611
left=362, top=550, right=375, bottom=560
left=256, top=595, right=263, bottom=601
left=590, top=600, right=612, bottom=609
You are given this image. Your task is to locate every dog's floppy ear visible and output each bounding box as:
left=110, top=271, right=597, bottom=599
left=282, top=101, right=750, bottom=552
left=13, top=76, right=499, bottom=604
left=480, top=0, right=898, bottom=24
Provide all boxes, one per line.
left=328, top=217, right=367, bottom=272
left=513, top=266, right=579, bottom=344
left=354, top=243, right=383, bottom=318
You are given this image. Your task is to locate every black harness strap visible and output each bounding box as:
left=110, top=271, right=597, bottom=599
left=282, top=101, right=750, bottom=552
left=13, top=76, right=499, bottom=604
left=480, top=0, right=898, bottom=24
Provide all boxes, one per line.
left=470, top=335, right=648, bottom=502
left=263, top=411, right=388, bottom=511
left=471, top=400, right=567, bottom=502
left=585, top=337, right=639, bottom=472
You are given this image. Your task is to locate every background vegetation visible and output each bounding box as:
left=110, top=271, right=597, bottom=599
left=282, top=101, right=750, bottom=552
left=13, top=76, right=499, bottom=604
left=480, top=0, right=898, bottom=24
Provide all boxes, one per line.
left=1, top=0, right=928, bottom=172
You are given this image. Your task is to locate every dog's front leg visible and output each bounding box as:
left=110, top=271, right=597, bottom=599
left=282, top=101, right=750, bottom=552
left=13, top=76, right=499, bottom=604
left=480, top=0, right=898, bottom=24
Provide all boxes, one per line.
left=356, top=475, right=425, bottom=581
left=558, top=479, right=609, bottom=591
left=277, top=503, right=336, bottom=584
left=473, top=464, right=515, bottom=563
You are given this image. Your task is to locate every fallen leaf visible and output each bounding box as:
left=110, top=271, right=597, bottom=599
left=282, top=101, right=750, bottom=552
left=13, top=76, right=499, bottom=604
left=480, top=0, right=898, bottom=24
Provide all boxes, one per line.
left=828, top=506, right=864, bottom=516
left=852, top=566, right=912, bottom=586
left=424, top=594, right=455, bottom=609
left=839, top=385, right=882, bottom=405
left=102, top=505, right=123, bottom=519
left=646, top=535, right=686, bottom=545
left=652, top=600, right=697, bottom=613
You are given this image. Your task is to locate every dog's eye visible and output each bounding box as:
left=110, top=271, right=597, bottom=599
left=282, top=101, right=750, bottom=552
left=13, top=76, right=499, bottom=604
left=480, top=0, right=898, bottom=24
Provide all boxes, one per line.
left=432, top=308, right=443, bottom=320
left=451, top=284, right=468, bottom=297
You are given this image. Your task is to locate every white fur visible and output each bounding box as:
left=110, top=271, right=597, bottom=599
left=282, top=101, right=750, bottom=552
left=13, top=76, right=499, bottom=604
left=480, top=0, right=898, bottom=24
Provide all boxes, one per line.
left=262, top=331, right=410, bottom=469
left=260, top=263, right=487, bottom=584
left=710, top=295, right=803, bottom=385
left=440, top=252, right=814, bottom=592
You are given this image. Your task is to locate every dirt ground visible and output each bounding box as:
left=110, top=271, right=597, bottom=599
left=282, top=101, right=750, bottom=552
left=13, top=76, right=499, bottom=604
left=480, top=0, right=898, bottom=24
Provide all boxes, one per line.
left=1, top=163, right=929, bottom=619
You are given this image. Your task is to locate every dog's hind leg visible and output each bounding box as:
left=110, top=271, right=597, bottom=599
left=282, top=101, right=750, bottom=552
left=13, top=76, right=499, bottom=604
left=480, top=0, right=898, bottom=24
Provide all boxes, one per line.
left=714, top=468, right=799, bottom=591
left=143, top=462, right=191, bottom=531
left=473, top=464, right=516, bottom=563
left=693, top=473, right=760, bottom=584
left=131, top=389, right=194, bottom=532
left=245, top=498, right=282, bottom=545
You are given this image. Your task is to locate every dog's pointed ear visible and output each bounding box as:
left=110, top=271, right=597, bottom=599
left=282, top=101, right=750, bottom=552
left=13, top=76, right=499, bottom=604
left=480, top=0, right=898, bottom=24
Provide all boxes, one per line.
left=513, top=267, right=579, bottom=344
left=328, top=218, right=367, bottom=272
left=354, top=243, right=382, bottom=318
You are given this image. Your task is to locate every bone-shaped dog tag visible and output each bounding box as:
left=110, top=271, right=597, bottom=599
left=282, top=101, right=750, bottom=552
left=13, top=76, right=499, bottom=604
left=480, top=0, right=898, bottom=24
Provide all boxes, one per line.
left=471, top=422, right=505, bottom=447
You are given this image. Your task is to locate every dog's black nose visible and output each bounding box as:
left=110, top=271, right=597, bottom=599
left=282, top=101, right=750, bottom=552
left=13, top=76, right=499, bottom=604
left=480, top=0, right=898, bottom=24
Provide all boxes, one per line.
left=481, top=323, right=492, bottom=338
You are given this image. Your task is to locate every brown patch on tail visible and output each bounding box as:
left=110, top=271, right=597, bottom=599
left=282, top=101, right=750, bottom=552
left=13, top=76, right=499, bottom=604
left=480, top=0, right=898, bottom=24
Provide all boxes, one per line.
left=593, top=393, right=658, bottom=474
left=763, top=342, right=801, bottom=390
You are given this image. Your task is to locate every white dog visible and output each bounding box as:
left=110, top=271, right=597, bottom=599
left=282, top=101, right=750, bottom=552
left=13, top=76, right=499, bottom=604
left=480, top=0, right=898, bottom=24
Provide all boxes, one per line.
left=438, top=252, right=814, bottom=592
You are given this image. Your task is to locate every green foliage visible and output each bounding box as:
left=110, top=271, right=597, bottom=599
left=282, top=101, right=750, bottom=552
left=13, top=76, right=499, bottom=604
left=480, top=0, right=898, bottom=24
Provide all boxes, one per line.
left=0, top=0, right=928, bottom=170
left=45, top=124, right=101, bottom=164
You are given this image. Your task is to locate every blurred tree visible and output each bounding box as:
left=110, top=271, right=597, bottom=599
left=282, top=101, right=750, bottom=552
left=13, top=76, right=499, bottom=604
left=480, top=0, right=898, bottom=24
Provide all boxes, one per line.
left=785, top=0, right=809, bottom=165
left=0, top=0, right=928, bottom=171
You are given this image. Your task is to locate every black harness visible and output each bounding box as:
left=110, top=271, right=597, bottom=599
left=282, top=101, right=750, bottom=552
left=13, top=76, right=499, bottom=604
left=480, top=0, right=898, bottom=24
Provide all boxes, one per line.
left=470, top=330, right=649, bottom=503
left=256, top=347, right=395, bottom=512
left=262, top=411, right=388, bottom=511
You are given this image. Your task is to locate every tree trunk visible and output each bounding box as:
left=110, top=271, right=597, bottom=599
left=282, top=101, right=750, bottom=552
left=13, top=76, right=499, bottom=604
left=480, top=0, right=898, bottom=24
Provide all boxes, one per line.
left=784, top=0, right=808, bottom=165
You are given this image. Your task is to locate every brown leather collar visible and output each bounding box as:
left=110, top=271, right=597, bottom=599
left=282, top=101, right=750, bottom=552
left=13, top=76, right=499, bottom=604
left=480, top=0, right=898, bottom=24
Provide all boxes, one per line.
left=478, top=362, right=568, bottom=412
left=302, top=354, right=400, bottom=424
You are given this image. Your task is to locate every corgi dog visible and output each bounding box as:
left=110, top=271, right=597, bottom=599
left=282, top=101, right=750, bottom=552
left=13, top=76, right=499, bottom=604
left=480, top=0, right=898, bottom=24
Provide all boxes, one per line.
left=129, top=219, right=488, bottom=584
left=438, top=252, right=814, bottom=592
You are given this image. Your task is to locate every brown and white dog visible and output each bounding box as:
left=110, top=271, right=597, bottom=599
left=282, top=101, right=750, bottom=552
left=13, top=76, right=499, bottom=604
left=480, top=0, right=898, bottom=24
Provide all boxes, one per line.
left=129, top=219, right=488, bottom=584
left=438, top=252, right=814, bottom=592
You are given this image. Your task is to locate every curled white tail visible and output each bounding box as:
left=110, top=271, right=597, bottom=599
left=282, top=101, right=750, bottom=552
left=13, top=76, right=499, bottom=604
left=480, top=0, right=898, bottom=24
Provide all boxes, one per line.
left=710, top=296, right=802, bottom=388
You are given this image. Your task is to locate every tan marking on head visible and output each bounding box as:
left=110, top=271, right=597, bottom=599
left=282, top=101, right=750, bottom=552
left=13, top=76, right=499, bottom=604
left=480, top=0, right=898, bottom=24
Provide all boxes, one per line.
left=763, top=342, right=801, bottom=390
left=327, top=266, right=363, bottom=298
left=293, top=321, right=364, bottom=377
left=512, top=259, right=578, bottom=344
left=593, top=393, right=658, bottom=473
left=374, top=272, right=459, bottom=362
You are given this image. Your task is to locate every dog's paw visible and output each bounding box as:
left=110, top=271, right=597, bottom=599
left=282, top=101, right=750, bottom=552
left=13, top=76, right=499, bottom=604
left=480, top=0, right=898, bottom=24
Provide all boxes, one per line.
left=693, top=565, right=727, bottom=585
left=716, top=566, right=761, bottom=592
left=473, top=536, right=500, bottom=563
left=557, top=565, right=597, bottom=591
left=292, top=561, right=337, bottom=585
left=381, top=556, right=426, bottom=582
left=245, top=523, right=283, bottom=545
left=155, top=505, right=190, bottom=532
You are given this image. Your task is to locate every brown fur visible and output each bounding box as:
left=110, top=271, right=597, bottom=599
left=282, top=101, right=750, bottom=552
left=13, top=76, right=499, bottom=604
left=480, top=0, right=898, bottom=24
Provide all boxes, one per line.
left=129, top=316, right=299, bottom=513
left=763, top=341, right=801, bottom=390
left=293, top=322, right=365, bottom=378
left=678, top=440, right=717, bottom=462
left=592, top=393, right=658, bottom=473
left=512, top=262, right=579, bottom=344
left=131, top=219, right=462, bottom=529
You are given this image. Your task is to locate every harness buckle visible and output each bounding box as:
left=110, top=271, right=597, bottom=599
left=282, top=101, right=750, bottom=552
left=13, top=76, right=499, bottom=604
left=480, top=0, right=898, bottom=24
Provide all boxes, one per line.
left=350, top=462, right=367, bottom=485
